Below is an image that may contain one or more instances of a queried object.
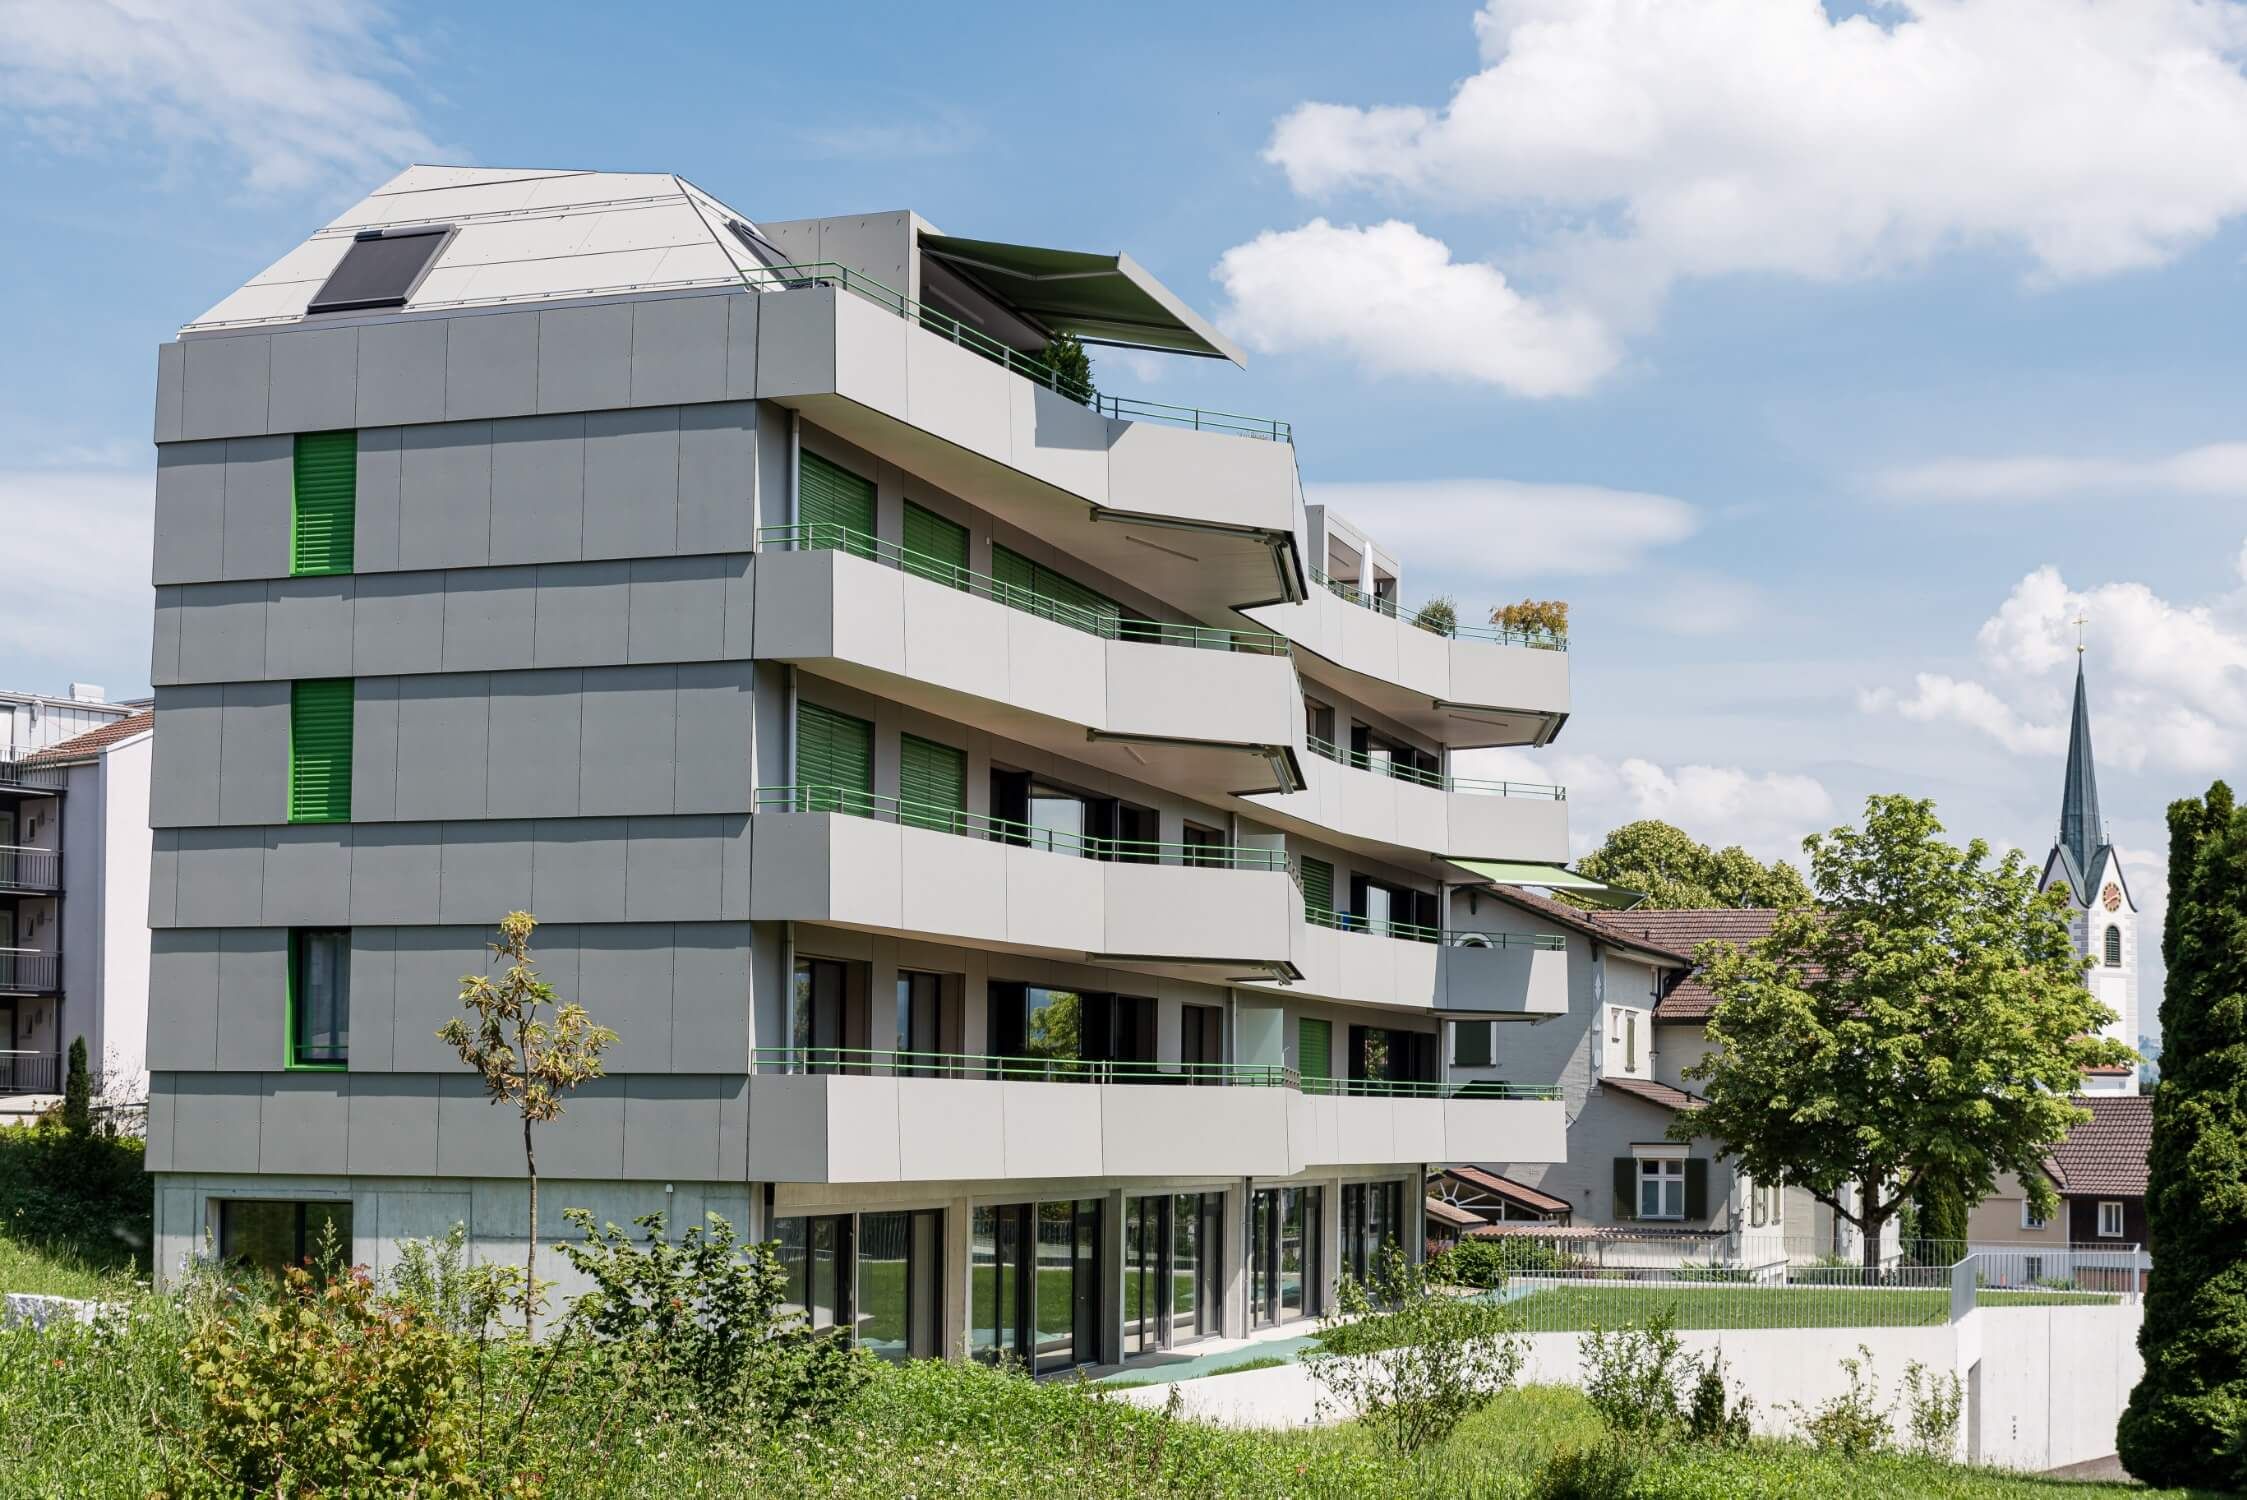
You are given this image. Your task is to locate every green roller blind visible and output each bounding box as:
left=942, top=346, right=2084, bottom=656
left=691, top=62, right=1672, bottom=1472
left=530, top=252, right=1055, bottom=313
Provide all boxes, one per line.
left=1299, top=1018, right=1332, bottom=1082
left=288, top=679, right=354, bottom=824
left=1452, top=1019, right=1492, bottom=1068
left=291, top=431, right=357, bottom=576
left=991, top=542, right=1120, bottom=629
left=795, top=701, right=873, bottom=814
left=902, top=501, right=969, bottom=588
left=799, top=450, right=875, bottom=557
left=1299, top=856, right=1334, bottom=920
left=898, top=733, right=966, bottom=832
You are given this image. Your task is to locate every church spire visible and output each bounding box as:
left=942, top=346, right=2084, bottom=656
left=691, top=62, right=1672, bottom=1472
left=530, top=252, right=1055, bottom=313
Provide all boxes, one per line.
left=2059, top=649, right=2104, bottom=882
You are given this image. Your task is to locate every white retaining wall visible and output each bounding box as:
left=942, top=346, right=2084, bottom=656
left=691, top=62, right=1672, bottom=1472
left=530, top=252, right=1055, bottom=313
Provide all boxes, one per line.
left=1114, top=1306, right=2142, bottom=1474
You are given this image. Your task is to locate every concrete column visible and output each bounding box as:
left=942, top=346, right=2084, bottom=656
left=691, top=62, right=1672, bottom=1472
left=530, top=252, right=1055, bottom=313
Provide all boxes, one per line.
left=944, top=1194, right=973, bottom=1360
left=1410, top=1169, right=1428, bottom=1265
left=1100, top=1186, right=1127, bottom=1366
left=1225, top=1179, right=1252, bottom=1338
left=1318, top=1175, right=1343, bottom=1316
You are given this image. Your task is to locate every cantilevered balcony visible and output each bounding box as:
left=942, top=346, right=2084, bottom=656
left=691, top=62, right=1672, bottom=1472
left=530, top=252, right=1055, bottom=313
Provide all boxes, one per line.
left=742, top=1047, right=1563, bottom=1183
left=0, top=759, right=64, bottom=800
left=749, top=268, right=1302, bottom=617
left=749, top=789, right=1300, bottom=976
left=1246, top=734, right=1568, bottom=864
left=1248, top=572, right=1570, bottom=749
left=753, top=534, right=1303, bottom=798
left=1254, top=910, right=1569, bottom=1019
left=0, top=950, right=58, bottom=999
left=0, top=847, right=60, bottom=896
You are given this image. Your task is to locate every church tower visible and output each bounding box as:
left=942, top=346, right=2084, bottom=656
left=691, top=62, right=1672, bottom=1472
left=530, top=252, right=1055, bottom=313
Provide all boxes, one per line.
left=2037, top=651, right=2139, bottom=1094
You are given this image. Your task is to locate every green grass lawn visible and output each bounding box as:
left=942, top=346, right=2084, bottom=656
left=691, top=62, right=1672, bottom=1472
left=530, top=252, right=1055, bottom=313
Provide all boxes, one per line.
left=0, top=1230, right=141, bottom=1301
left=1502, top=1282, right=2120, bottom=1332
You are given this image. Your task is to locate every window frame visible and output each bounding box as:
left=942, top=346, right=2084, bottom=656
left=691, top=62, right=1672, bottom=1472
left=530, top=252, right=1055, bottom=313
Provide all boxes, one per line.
left=2097, top=1200, right=2125, bottom=1239
left=2022, top=1199, right=2047, bottom=1231
left=2104, top=926, right=2123, bottom=967
left=286, top=928, right=350, bottom=1071
left=1636, top=1156, right=1686, bottom=1220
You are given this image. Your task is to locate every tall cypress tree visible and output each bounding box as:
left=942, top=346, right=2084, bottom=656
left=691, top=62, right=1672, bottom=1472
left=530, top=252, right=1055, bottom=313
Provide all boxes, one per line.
left=2117, top=782, right=2247, bottom=1487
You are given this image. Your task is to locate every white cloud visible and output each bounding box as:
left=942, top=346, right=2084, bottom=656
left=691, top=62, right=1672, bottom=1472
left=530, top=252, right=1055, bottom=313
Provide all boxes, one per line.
left=1306, top=478, right=1697, bottom=582
left=1457, top=747, right=1833, bottom=864
left=0, top=0, right=439, bottom=193
left=1213, top=219, right=1618, bottom=398
left=0, top=468, right=154, bottom=687
left=1862, top=564, right=2247, bottom=772
left=1236, top=0, right=2247, bottom=391
left=1875, top=442, right=2247, bottom=503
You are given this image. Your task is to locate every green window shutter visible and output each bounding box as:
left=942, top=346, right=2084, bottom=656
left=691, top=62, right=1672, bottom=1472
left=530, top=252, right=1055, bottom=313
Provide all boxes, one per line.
left=798, top=451, right=876, bottom=558
left=898, top=733, right=965, bottom=832
left=1613, top=1158, right=1637, bottom=1222
left=902, top=502, right=969, bottom=589
left=795, top=701, right=873, bottom=814
left=991, top=543, right=1120, bottom=632
left=1299, top=856, right=1334, bottom=921
left=1452, top=1020, right=1491, bottom=1068
left=1684, top=1159, right=1709, bottom=1222
left=1298, top=1018, right=1332, bottom=1082
left=289, top=679, right=354, bottom=823
left=291, top=431, right=357, bottom=575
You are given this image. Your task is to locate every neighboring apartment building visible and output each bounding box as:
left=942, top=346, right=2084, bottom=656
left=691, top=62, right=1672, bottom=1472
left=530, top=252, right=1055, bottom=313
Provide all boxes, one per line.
left=1453, top=894, right=1878, bottom=1261
left=141, top=165, right=1579, bottom=1369
left=0, top=689, right=150, bottom=1111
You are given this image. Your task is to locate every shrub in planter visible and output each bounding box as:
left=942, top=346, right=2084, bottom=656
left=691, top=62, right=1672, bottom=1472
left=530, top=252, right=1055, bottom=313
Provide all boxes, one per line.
left=1412, top=595, right=1458, bottom=636
left=1492, top=598, right=1570, bottom=643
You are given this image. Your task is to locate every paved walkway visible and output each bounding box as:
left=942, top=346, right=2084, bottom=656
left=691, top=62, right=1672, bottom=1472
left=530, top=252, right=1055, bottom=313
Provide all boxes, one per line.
left=1093, top=1331, right=1319, bottom=1386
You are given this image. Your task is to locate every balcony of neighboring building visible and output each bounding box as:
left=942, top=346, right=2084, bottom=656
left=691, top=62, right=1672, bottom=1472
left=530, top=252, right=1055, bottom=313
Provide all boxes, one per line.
left=0, top=846, right=60, bottom=897
left=1246, top=573, right=1570, bottom=750
left=0, top=757, right=66, bottom=805
left=753, top=535, right=1303, bottom=801
left=0, top=949, right=59, bottom=1001
left=745, top=259, right=1302, bottom=621
left=741, top=1046, right=1563, bottom=1184
left=1245, top=731, right=1568, bottom=865
left=749, top=788, right=1300, bottom=977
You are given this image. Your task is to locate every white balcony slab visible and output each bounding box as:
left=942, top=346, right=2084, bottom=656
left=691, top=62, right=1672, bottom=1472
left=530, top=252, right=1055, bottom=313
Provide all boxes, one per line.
left=1257, top=917, right=1567, bottom=1018
left=1247, top=750, right=1569, bottom=864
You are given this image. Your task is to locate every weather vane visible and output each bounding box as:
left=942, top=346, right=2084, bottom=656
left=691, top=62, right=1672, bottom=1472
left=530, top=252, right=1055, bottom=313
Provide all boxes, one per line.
left=2073, top=612, right=2089, bottom=655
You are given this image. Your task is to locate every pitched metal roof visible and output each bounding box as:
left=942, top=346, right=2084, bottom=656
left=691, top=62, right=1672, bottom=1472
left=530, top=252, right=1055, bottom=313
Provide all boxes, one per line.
left=1438, top=1164, right=1573, bottom=1217
left=2057, top=658, right=2107, bottom=891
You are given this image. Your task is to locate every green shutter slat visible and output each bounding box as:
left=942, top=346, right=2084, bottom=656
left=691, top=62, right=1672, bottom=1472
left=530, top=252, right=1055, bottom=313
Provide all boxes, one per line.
left=1299, top=1018, right=1332, bottom=1081
left=795, top=701, right=873, bottom=814
left=991, top=543, right=1120, bottom=631
left=898, top=733, right=966, bottom=832
left=1614, top=1159, right=1637, bottom=1221
left=292, top=431, right=357, bottom=576
left=289, top=679, right=354, bottom=823
left=1684, top=1159, right=1709, bottom=1221
left=799, top=451, right=876, bottom=558
left=903, top=502, right=969, bottom=589
left=1300, top=857, right=1334, bottom=919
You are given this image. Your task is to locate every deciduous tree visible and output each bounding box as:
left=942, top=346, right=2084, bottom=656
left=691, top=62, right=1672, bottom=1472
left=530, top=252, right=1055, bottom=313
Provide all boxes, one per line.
left=1683, top=795, right=2131, bottom=1270
left=1571, top=819, right=1809, bottom=910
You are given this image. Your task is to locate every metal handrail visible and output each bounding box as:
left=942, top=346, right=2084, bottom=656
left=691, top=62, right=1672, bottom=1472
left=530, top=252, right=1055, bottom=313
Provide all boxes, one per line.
left=0, top=845, right=60, bottom=890
left=0, top=949, right=59, bottom=993
left=757, top=523, right=1293, bottom=656
left=1300, top=905, right=1566, bottom=950
left=755, top=784, right=1289, bottom=871
left=748, top=1045, right=1558, bottom=1100
left=0, top=759, right=65, bottom=793
left=1302, top=735, right=1564, bottom=800
left=736, top=261, right=1292, bottom=444
left=1309, top=566, right=1568, bottom=650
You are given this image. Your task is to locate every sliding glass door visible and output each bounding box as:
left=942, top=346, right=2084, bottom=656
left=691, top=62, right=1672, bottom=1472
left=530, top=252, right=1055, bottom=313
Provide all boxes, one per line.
left=1126, top=1192, right=1227, bottom=1355
left=1340, top=1180, right=1407, bottom=1287
left=975, top=1199, right=1106, bottom=1373
left=1248, top=1186, right=1324, bottom=1328
left=774, top=1208, right=944, bottom=1361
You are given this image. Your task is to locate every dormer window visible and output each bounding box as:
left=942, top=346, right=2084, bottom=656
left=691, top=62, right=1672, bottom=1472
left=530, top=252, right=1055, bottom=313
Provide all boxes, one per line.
left=307, top=225, right=452, bottom=314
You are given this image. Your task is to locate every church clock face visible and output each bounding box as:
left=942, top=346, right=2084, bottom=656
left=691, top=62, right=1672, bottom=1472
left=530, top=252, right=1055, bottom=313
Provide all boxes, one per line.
left=2102, top=882, right=2123, bottom=912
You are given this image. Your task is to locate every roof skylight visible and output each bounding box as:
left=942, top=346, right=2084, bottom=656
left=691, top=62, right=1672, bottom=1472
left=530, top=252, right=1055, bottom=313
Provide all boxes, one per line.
left=307, top=225, right=452, bottom=315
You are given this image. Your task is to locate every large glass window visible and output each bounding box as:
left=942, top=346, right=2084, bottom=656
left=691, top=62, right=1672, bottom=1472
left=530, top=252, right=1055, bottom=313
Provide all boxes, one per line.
left=971, top=1204, right=1028, bottom=1364
left=1026, top=786, right=1086, bottom=852
left=772, top=1214, right=848, bottom=1333
left=1250, top=1186, right=1323, bottom=1327
left=219, top=1199, right=352, bottom=1275
left=988, top=985, right=1153, bottom=1076
left=895, top=970, right=945, bottom=1074
left=856, top=1209, right=943, bottom=1361
left=1341, top=1181, right=1406, bottom=1287
left=1127, top=1192, right=1226, bottom=1355
left=975, top=1199, right=1104, bottom=1372
left=792, top=958, right=849, bottom=1072
left=290, top=928, right=350, bottom=1067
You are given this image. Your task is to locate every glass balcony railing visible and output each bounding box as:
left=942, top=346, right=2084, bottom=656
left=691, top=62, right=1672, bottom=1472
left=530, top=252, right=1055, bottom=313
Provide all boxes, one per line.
left=755, top=785, right=1289, bottom=871
left=736, top=261, right=1292, bottom=443
left=757, top=523, right=1294, bottom=656
left=1299, top=905, right=1566, bottom=951
left=1309, top=567, right=1568, bottom=650
left=1302, top=735, right=1565, bottom=800
left=747, top=1045, right=1558, bottom=1099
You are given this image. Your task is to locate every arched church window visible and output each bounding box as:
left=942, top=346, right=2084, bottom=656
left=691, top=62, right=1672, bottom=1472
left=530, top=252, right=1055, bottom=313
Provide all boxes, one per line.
left=2104, top=926, right=2122, bottom=967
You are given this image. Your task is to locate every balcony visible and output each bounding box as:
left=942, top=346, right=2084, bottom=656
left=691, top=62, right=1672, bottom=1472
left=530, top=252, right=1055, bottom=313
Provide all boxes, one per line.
left=1247, top=572, right=1571, bottom=749
left=741, top=1047, right=1563, bottom=1183
left=753, top=536, right=1303, bottom=798
left=0, top=846, right=60, bottom=896
left=0, top=759, right=64, bottom=798
left=0, top=1051, right=59, bottom=1096
left=1247, top=735, right=1568, bottom=863
left=1260, top=911, right=1569, bottom=1019
left=750, top=790, right=1300, bottom=975
left=748, top=268, right=1302, bottom=617
left=0, top=950, right=58, bottom=998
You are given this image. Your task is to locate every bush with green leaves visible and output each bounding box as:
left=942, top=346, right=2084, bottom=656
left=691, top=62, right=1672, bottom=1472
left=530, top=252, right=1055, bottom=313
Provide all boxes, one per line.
left=1307, top=1245, right=1525, bottom=1455
left=1787, top=1345, right=1892, bottom=1459
left=1412, top=594, right=1458, bottom=636
left=1684, top=1347, right=1754, bottom=1446
left=1579, top=1308, right=1691, bottom=1439
left=1435, top=1234, right=1578, bottom=1288
left=559, top=1208, right=872, bottom=1433
left=1901, top=1358, right=1963, bottom=1458
left=0, top=1117, right=150, bottom=1272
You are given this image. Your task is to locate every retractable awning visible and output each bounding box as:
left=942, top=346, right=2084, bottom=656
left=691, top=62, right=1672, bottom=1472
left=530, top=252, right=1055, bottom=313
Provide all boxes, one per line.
left=918, top=233, right=1245, bottom=364
left=1453, top=860, right=1644, bottom=910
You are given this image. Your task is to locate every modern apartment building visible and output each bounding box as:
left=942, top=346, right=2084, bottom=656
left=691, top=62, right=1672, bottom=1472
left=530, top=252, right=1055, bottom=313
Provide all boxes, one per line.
left=144, top=166, right=1576, bottom=1369
left=0, top=688, right=150, bottom=1111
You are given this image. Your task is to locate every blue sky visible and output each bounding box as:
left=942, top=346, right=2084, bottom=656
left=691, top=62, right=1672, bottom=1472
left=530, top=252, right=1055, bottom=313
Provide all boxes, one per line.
left=9, top=0, right=2247, bottom=1043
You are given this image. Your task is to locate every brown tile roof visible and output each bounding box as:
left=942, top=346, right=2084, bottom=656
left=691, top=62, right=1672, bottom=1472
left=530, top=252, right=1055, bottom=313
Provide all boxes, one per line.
left=2047, top=1095, right=2151, bottom=1198
left=1478, top=886, right=1694, bottom=965
left=22, top=710, right=152, bottom=765
left=1587, top=907, right=1784, bottom=1022
left=1426, top=1196, right=1488, bottom=1231
left=1601, top=1076, right=1707, bottom=1113
left=1437, top=1164, right=1573, bottom=1217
